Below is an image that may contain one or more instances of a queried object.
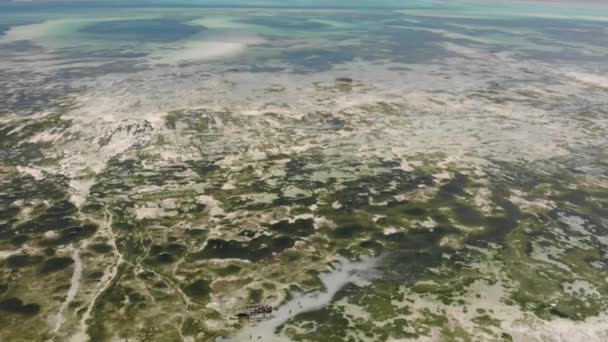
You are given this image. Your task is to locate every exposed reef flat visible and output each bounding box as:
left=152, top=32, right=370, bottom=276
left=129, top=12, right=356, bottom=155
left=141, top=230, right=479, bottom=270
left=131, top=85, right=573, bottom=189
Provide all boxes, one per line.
left=1, top=2, right=608, bottom=342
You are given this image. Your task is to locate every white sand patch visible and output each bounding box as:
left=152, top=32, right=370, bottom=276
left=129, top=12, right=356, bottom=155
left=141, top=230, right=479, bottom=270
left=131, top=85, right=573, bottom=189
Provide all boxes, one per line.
left=71, top=208, right=124, bottom=342
left=16, top=165, right=45, bottom=180
left=439, top=234, right=464, bottom=249
left=0, top=19, right=75, bottom=44
left=383, top=227, right=400, bottom=235
left=530, top=239, right=571, bottom=271
left=155, top=34, right=264, bottom=64
left=53, top=247, right=83, bottom=333
left=335, top=297, right=371, bottom=321
left=221, top=180, right=237, bottom=190
left=160, top=198, right=178, bottom=210
left=509, top=190, right=555, bottom=212
left=596, top=235, right=608, bottom=248
left=290, top=142, right=316, bottom=153
left=433, top=171, right=452, bottom=181
left=418, top=217, right=437, bottom=229
left=439, top=42, right=485, bottom=57
left=44, top=230, right=59, bottom=240
left=563, top=279, right=601, bottom=299
left=0, top=251, right=17, bottom=258
left=398, top=160, right=414, bottom=172
left=239, top=192, right=278, bottom=205
left=29, top=129, right=64, bottom=143
left=369, top=197, right=388, bottom=206
left=247, top=149, right=267, bottom=161
left=313, top=216, right=335, bottom=230
left=135, top=207, right=173, bottom=220
left=557, top=212, right=590, bottom=236
left=69, top=177, right=96, bottom=208
left=473, top=187, right=494, bottom=213
left=282, top=186, right=311, bottom=198
left=196, top=195, right=225, bottom=219
left=189, top=16, right=261, bottom=31
left=566, top=72, right=608, bottom=89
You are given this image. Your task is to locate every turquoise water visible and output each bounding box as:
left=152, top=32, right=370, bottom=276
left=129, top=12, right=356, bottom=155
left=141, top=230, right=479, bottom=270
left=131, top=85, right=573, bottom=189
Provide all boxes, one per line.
left=1, top=0, right=607, bottom=72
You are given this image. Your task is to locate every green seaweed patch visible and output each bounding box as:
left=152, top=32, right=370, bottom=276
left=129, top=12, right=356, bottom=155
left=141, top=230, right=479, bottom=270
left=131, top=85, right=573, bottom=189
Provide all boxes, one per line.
left=299, top=269, right=325, bottom=290
left=375, top=201, right=433, bottom=228
left=350, top=281, right=410, bottom=321
left=10, top=234, right=30, bottom=246
left=549, top=296, right=604, bottom=321
left=403, top=206, right=427, bottom=217
left=88, top=279, right=154, bottom=341
left=181, top=316, right=205, bottom=338
left=192, top=235, right=295, bottom=262
left=16, top=199, right=79, bottom=235
left=183, top=279, right=211, bottom=300
left=0, top=205, right=19, bottom=223
left=383, top=225, right=459, bottom=251
left=472, top=314, right=501, bottom=327
left=90, top=242, right=113, bottom=254
left=164, top=108, right=223, bottom=132
left=40, top=256, right=73, bottom=274
left=438, top=173, right=468, bottom=198
left=324, top=210, right=376, bottom=241
left=146, top=243, right=187, bottom=265
left=468, top=197, right=520, bottom=246
left=213, top=264, right=242, bottom=277
left=87, top=271, right=105, bottom=281
left=415, top=307, right=449, bottom=330
left=5, top=253, right=44, bottom=268
left=504, top=222, right=608, bottom=320
left=273, top=195, right=317, bottom=208
left=267, top=218, right=315, bottom=237
left=440, top=324, right=474, bottom=341
left=332, top=225, right=365, bottom=239
left=46, top=223, right=98, bottom=246
left=288, top=306, right=350, bottom=341
left=359, top=239, right=384, bottom=254
left=247, top=288, right=264, bottom=304
left=451, top=202, right=485, bottom=226
left=325, top=169, right=434, bottom=211
left=0, top=112, right=72, bottom=165
left=383, top=255, right=439, bottom=288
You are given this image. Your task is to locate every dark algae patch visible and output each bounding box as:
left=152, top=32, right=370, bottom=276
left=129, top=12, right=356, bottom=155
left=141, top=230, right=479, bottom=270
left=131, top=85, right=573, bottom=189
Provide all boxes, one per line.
left=90, top=242, right=113, bottom=254
left=5, top=254, right=43, bottom=268
left=451, top=202, right=484, bottom=226
left=0, top=298, right=40, bottom=316
left=268, top=218, right=315, bottom=237
left=183, top=279, right=211, bottom=299
left=193, top=235, right=295, bottom=261
left=41, top=256, right=74, bottom=273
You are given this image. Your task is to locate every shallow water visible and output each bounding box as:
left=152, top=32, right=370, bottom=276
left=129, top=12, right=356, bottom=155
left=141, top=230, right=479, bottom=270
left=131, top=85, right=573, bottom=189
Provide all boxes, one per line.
left=221, top=255, right=380, bottom=341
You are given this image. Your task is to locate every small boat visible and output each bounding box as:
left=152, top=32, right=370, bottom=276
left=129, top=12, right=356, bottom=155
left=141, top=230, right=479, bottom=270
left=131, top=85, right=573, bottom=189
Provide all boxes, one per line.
left=234, top=304, right=274, bottom=320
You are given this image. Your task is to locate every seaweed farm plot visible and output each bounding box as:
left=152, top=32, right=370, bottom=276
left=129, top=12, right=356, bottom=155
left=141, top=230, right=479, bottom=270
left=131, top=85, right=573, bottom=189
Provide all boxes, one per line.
left=1, top=1, right=608, bottom=341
